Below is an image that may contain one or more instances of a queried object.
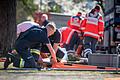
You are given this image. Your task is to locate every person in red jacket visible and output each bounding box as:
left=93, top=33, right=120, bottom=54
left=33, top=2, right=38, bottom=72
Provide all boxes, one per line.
left=59, top=27, right=82, bottom=56
left=67, top=12, right=83, bottom=33
left=81, top=5, right=104, bottom=58
left=67, top=12, right=84, bottom=56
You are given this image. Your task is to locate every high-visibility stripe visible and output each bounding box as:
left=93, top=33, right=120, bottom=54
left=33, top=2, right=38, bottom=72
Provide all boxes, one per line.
left=66, top=30, right=75, bottom=44
left=60, top=27, right=72, bottom=44
left=84, top=48, right=92, bottom=53
left=81, top=27, right=85, bottom=30
left=84, top=32, right=99, bottom=37
left=20, top=58, right=25, bottom=68
left=84, top=49, right=92, bottom=56
left=59, top=30, right=62, bottom=43
left=99, top=19, right=104, bottom=23
left=86, top=19, right=98, bottom=25
left=71, top=22, right=80, bottom=27
left=84, top=48, right=92, bottom=58
left=99, top=31, right=104, bottom=34
left=86, top=21, right=98, bottom=25
left=30, top=49, right=40, bottom=55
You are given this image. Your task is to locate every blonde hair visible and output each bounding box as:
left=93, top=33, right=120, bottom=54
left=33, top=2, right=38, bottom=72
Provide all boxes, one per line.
left=46, top=22, right=56, bottom=32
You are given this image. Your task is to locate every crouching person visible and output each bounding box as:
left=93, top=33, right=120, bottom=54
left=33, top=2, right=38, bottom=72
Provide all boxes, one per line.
left=59, top=27, right=82, bottom=61
left=40, top=27, right=68, bottom=63
left=4, top=49, right=43, bottom=69
left=4, top=22, right=57, bottom=70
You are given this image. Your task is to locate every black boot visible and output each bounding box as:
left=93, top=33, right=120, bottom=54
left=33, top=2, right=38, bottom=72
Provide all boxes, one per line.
left=4, top=52, right=15, bottom=69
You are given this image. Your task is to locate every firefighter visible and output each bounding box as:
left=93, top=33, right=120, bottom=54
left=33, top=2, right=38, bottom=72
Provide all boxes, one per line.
left=40, top=28, right=68, bottom=63
left=40, top=15, right=67, bottom=63
left=4, top=22, right=57, bottom=69
left=81, top=5, right=104, bottom=58
left=17, top=19, right=65, bottom=63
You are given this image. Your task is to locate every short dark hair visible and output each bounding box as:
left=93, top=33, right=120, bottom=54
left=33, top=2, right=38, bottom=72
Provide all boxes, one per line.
left=94, top=5, right=100, bottom=10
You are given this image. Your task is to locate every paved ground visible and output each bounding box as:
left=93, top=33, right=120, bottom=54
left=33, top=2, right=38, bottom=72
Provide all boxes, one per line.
left=0, top=62, right=120, bottom=80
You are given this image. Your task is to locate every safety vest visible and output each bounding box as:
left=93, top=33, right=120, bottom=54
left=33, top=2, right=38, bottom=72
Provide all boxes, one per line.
left=59, top=27, right=75, bottom=46
left=67, top=16, right=82, bottom=32
left=81, top=13, right=104, bottom=40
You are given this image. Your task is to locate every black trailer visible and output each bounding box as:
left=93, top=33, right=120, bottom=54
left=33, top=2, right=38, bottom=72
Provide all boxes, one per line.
left=104, top=0, right=120, bottom=54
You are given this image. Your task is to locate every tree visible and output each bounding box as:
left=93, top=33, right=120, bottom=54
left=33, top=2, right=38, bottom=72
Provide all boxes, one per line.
left=16, top=0, right=38, bottom=24
left=0, top=0, right=16, bottom=56
left=73, top=0, right=86, bottom=3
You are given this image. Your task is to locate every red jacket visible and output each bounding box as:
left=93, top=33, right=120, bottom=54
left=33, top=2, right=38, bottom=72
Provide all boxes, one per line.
left=81, top=13, right=104, bottom=40
left=67, top=16, right=83, bottom=33
left=59, top=27, right=75, bottom=46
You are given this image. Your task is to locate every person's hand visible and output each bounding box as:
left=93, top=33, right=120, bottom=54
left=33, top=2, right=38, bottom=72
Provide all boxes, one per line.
left=11, top=50, right=17, bottom=54
left=37, top=57, right=43, bottom=64
left=98, top=38, right=101, bottom=42
left=98, top=37, right=103, bottom=42
left=37, top=60, right=48, bottom=68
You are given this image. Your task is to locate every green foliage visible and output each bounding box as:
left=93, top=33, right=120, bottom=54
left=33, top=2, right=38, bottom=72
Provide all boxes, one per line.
left=73, top=0, right=86, bottom=3
left=16, top=0, right=38, bottom=24
left=50, top=4, right=61, bottom=13
left=21, top=0, right=38, bottom=15
left=48, top=1, right=62, bottom=13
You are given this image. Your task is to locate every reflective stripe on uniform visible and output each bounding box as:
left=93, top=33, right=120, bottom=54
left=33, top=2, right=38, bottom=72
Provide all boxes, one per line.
left=99, top=19, right=104, bottom=23
left=66, top=30, right=75, bottom=44
left=81, top=27, right=85, bottom=30
left=99, top=31, right=104, bottom=34
left=83, top=48, right=92, bottom=58
left=20, top=58, right=25, bottom=68
left=84, top=32, right=99, bottom=37
left=30, top=49, right=40, bottom=55
left=86, top=17, right=98, bottom=25
left=71, top=22, right=80, bottom=27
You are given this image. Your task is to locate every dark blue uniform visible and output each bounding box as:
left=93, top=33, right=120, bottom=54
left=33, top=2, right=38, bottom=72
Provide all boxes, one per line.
left=42, top=20, right=49, bottom=27
left=14, top=26, right=50, bottom=68
left=41, top=29, right=60, bottom=53
left=40, top=29, right=64, bottom=60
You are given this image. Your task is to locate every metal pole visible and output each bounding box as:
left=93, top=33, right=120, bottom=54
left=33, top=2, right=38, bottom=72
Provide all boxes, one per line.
left=116, top=44, right=120, bottom=73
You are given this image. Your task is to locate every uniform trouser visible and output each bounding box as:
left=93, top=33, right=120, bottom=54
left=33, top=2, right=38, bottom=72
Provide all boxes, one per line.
left=63, top=32, right=79, bottom=51
left=13, top=48, right=65, bottom=67
left=56, top=48, right=66, bottom=61
left=12, top=53, right=39, bottom=68
left=83, top=36, right=98, bottom=53
left=15, top=39, right=37, bottom=68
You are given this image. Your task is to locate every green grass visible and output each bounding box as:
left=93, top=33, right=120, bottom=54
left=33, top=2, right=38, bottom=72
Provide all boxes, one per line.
left=0, top=61, right=120, bottom=80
